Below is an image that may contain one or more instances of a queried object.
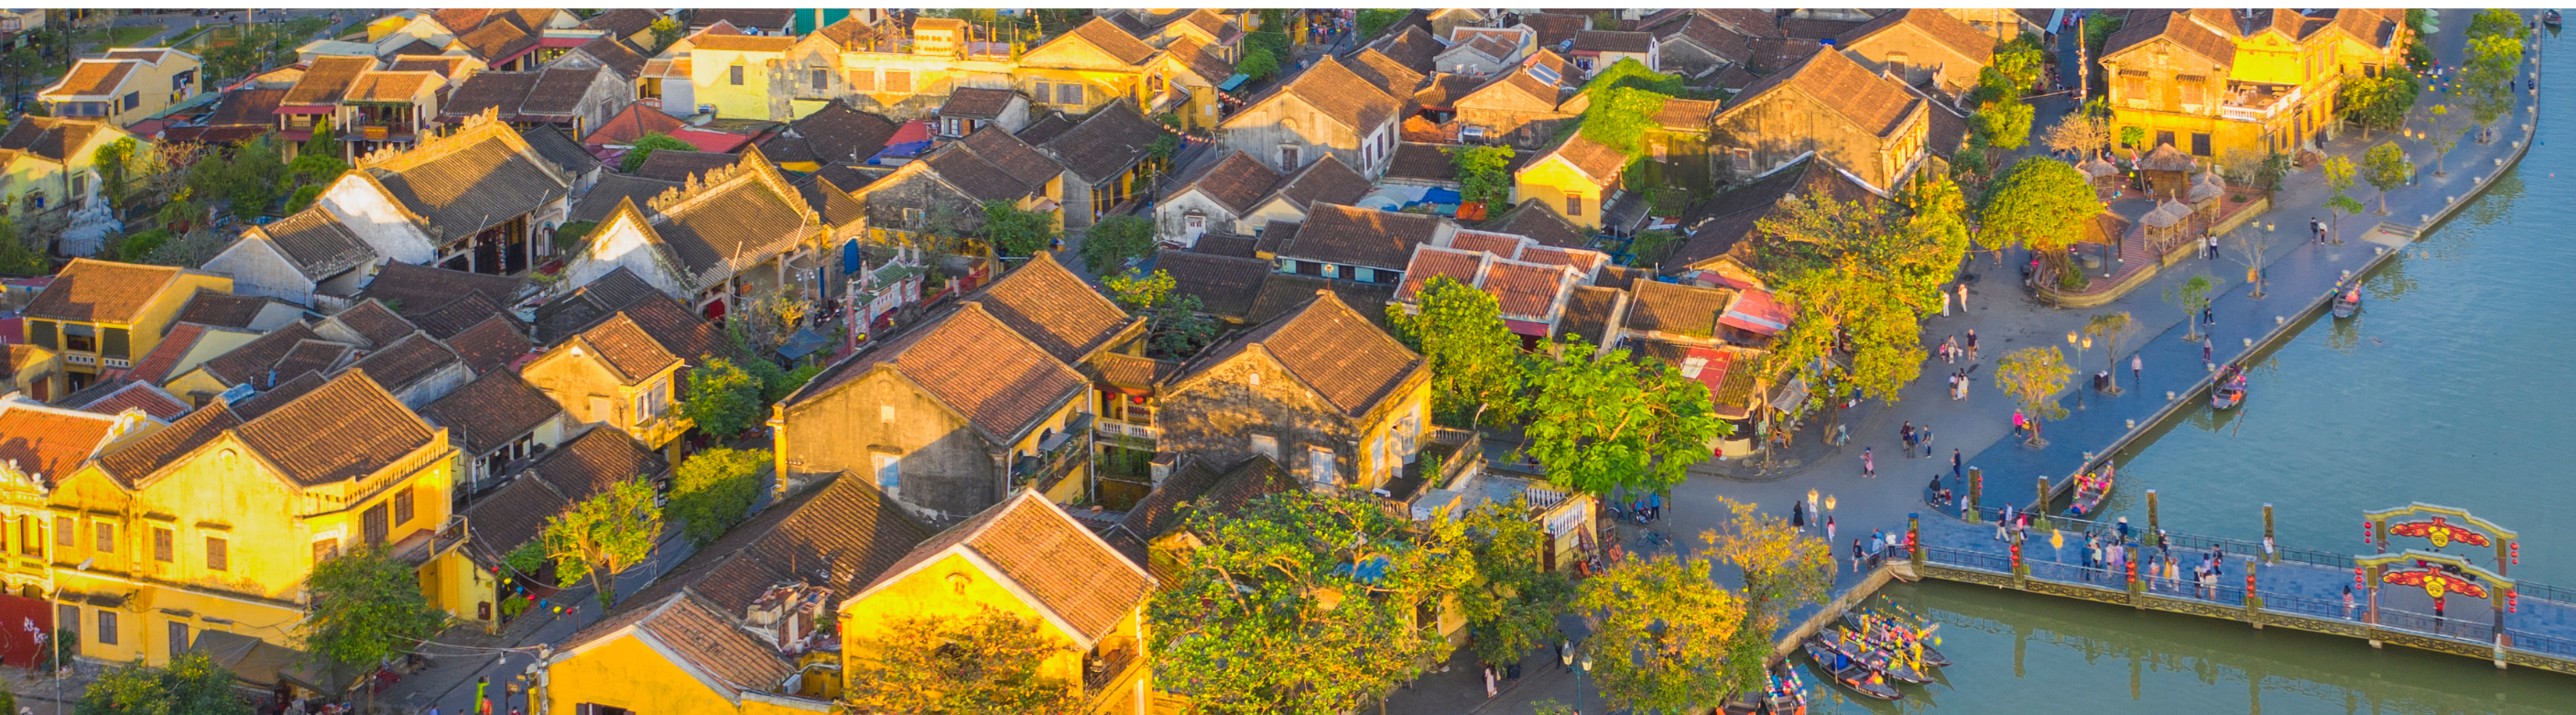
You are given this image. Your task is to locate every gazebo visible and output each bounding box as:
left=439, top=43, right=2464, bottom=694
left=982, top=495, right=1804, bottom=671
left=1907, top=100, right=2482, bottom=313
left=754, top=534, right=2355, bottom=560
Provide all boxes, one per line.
left=2187, top=170, right=2228, bottom=219
left=2078, top=157, right=2125, bottom=196
left=2136, top=144, right=2199, bottom=199
left=2141, top=200, right=2192, bottom=258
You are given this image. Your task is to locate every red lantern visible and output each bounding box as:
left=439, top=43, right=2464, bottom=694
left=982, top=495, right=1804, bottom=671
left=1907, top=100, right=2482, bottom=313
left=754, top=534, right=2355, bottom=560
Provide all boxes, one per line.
left=2510, top=588, right=2519, bottom=613
left=2247, top=570, right=2256, bottom=592
left=2511, top=541, right=2520, bottom=565
left=2126, top=557, right=2138, bottom=584
left=2010, top=541, right=2022, bottom=567
left=2354, top=567, right=2365, bottom=587
left=2364, top=521, right=2374, bottom=545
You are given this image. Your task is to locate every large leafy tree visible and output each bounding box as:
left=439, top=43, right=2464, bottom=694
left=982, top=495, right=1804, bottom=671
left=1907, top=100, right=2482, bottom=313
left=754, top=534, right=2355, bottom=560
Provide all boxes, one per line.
left=2321, top=155, right=2364, bottom=244
left=1078, top=215, right=1157, bottom=274
left=668, top=448, right=769, bottom=546
left=2462, top=32, right=2526, bottom=142
left=679, top=356, right=763, bottom=439
left=77, top=653, right=253, bottom=715
left=2362, top=142, right=2411, bottom=215
left=1756, top=170, right=1971, bottom=404
left=1386, top=276, right=1527, bottom=428
left=2044, top=114, right=2111, bottom=158
left=1979, top=157, right=2102, bottom=272
left=2337, top=72, right=2420, bottom=140
left=1574, top=552, right=1745, bottom=713
left=1456, top=497, right=1573, bottom=668
left=1994, top=347, right=2072, bottom=443
left=845, top=606, right=1081, bottom=715
left=1148, top=490, right=1474, bottom=714
left=619, top=132, right=693, bottom=173
left=542, top=477, right=662, bottom=609
left=1520, top=336, right=1729, bottom=496
left=1450, top=145, right=1516, bottom=207
left=304, top=547, right=450, bottom=713
left=1702, top=497, right=1834, bottom=696
left=982, top=200, right=1060, bottom=257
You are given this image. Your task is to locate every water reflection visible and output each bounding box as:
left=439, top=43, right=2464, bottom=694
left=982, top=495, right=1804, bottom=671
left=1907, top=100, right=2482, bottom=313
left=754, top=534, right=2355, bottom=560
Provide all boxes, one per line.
left=1799, top=581, right=2576, bottom=715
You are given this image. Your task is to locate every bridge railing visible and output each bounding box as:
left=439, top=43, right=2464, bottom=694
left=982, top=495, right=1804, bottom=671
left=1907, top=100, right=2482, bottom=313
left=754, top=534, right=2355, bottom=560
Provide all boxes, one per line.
left=1919, top=545, right=2012, bottom=574
left=2514, top=580, right=2576, bottom=609
left=2371, top=606, right=2496, bottom=645
left=2506, top=628, right=2576, bottom=658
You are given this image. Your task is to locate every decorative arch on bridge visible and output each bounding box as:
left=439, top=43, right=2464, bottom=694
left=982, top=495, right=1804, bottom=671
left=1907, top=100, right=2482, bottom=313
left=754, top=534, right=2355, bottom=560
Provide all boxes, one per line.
left=2364, top=503, right=2518, bottom=575
left=2355, top=549, right=2519, bottom=644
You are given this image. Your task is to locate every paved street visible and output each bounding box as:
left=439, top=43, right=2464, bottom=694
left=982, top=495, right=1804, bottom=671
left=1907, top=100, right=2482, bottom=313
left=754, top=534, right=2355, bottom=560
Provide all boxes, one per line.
left=1394, top=8, right=2542, bottom=713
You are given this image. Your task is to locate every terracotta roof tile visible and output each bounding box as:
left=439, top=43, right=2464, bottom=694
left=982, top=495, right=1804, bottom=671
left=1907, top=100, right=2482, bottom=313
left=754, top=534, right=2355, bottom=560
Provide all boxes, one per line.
left=1169, top=151, right=1280, bottom=214
left=1625, top=280, right=1734, bottom=339
left=345, top=70, right=439, bottom=103
left=562, top=36, right=647, bottom=81
left=196, top=323, right=327, bottom=386
left=692, top=8, right=794, bottom=33
left=1345, top=49, right=1427, bottom=96
left=1672, top=157, right=1875, bottom=269
left=45, top=59, right=136, bottom=98
left=172, top=290, right=270, bottom=330
left=1369, top=27, right=1445, bottom=74
left=235, top=370, right=435, bottom=487
left=77, top=381, right=189, bottom=422
left=1396, top=246, right=1487, bottom=303
left=868, top=493, right=1150, bottom=643
left=443, top=315, right=532, bottom=374
left=1016, top=113, right=1075, bottom=145
left=527, top=424, right=668, bottom=504
left=1725, top=49, right=1920, bottom=138
left=1385, top=143, right=1457, bottom=184
left=364, top=129, right=571, bottom=241
left=407, top=290, right=511, bottom=340
left=440, top=71, right=540, bottom=119
left=1259, top=155, right=1372, bottom=211
left=25, top=260, right=181, bottom=324
left=582, top=103, right=687, bottom=146
left=801, top=304, right=1086, bottom=442
left=252, top=208, right=375, bottom=280
left=1246, top=274, right=1397, bottom=329
left=758, top=103, right=898, bottom=167
left=0, top=405, right=118, bottom=481
left=95, top=399, right=243, bottom=486
left=636, top=595, right=793, bottom=692
left=330, top=300, right=418, bottom=347
left=358, top=263, right=531, bottom=316
left=1189, top=290, right=1422, bottom=416
left=457, top=19, right=539, bottom=63
left=1156, top=252, right=1269, bottom=320
left=1527, top=132, right=1627, bottom=186
left=1574, top=29, right=1656, bottom=53
left=1190, top=233, right=1259, bottom=259
left=578, top=8, right=658, bottom=38
left=127, top=323, right=211, bottom=385
left=418, top=370, right=559, bottom=457
left=1241, top=56, right=1398, bottom=135
left=1042, top=101, right=1163, bottom=185
left=1049, top=17, right=1159, bottom=66
left=569, top=173, right=681, bottom=222
left=1482, top=260, right=1572, bottom=319
left=228, top=370, right=328, bottom=420
left=646, top=157, right=815, bottom=277
left=1164, top=38, right=1235, bottom=84
left=1559, top=285, right=1625, bottom=346
left=1517, top=13, right=1589, bottom=47
left=968, top=253, right=1134, bottom=364
left=573, top=314, right=679, bottom=384
left=939, top=88, right=1021, bottom=119
left=341, top=331, right=462, bottom=395
left=1836, top=8, right=1994, bottom=65
left=458, top=474, right=568, bottom=554
left=1272, top=203, right=1447, bottom=270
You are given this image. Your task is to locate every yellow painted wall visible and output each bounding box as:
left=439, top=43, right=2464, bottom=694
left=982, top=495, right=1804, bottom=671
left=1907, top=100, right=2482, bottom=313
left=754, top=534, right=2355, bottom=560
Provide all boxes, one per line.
left=49, top=425, right=455, bottom=665
left=548, top=634, right=748, bottom=714
left=1513, top=157, right=1614, bottom=230
left=44, top=53, right=201, bottom=125
left=690, top=46, right=790, bottom=119
left=1016, top=68, right=1144, bottom=118
left=840, top=552, right=1145, bottom=693
left=521, top=345, right=686, bottom=450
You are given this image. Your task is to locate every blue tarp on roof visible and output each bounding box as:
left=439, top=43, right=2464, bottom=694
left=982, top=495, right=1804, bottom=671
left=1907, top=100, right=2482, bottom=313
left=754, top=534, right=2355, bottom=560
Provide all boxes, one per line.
left=869, top=140, right=933, bottom=165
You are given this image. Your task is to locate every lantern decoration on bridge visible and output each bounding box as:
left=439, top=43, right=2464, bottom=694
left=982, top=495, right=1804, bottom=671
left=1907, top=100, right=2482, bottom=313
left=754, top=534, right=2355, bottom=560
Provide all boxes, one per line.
left=2010, top=540, right=2022, bottom=569
left=2509, top=587, right=2519, bottom=613
left=2364, top=520, right=2374, bottom=545
left=2384, top=569, right=2488, bottom=601
left=2386, top=516, right=2491, bottom=548
left=2511, top=540, right=2520, bottom=565
left=2127, top=556, right=2138, bottom=586
left=2355, top=567, right=2365, bottom=588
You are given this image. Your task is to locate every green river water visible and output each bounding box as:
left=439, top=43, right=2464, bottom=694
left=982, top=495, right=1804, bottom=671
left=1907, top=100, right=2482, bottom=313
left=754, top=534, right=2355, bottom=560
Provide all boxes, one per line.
left=1804, top=35, right=2576, bottom=715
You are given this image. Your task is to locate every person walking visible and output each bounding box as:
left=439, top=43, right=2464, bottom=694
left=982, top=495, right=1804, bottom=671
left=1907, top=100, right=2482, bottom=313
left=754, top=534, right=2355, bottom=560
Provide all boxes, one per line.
left=1919, top=426, right=1934, bottom=458
left=2131, top=352, right=2143, bottom=389
left=2343, top=585, right=2357, bottom=620
left=1957, top=282, right=1970, bottom=312
left=1852, top=539, right=1866, bottom=573
left=2201, top=337, right=2214, bottom=367
left=2201, top=306, right=2215, bottom=329
left=1951, top=449, right=1963, bottom=482
left=1966, top=329, right=1979, bottom=361
left=1827, top=516, right=1837, bottom=544
left=1900, top=421, right=1915, bottom=457
left=1940, top=287, right=1951, bottom=316
left=1793, top=500, right=1807, bottom=530
left=1863, top=448, right=1876, bottom=477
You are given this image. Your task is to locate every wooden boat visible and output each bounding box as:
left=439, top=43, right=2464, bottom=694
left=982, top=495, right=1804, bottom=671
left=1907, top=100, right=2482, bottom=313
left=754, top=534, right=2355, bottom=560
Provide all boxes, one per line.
left=2331, top=286, right=2362, bottom=319
left=2546, top=9, right=2560, bottom=27
left=1820, top=629, right=1931, bottom=684
left=1839, top=612, right=1953, bottom=667
left=2211, top=366, right=2246, bottom=410
left=1802, top=639, right=1903, bottom=701
left=1764, top=666, right=1810, bottom=715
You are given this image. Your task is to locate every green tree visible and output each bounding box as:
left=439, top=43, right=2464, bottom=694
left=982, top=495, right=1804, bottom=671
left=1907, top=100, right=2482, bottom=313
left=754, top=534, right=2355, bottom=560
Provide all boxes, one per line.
left=1148, top=490, right=1474, bottom=714
left=1702, top=497, right=1834, bottom=697
left=303, top=547, right=449, bottom=712
left=1104, top=269, right=1220, bottom=358
left=1237, top=46, right=1279, bottom=81
left=2162, top=274, right=2212, bottom=341
left=287, top=149, right=347, bottom=187
left=845, top=606, right=1081, bottom=715
left=1626, top=229, right=1679, bottom=267
left=2118, top=125, right=2147, bottom=150
left=90, top=137, right=139, bottom=210
left=1979, top=157, right=2102, bottom=274
left=1078, top=214, right=1156, bottom=274
left=1994, top=346, right=2072, bottom=444
left=679, top=356, right=763, bottom=439
left=0, top=217, right=48, bottom=275
left=1968, top=101, right=2036, bottom=161
left=2362, top=142, right=2411, bottom=215
left=2462, top=33, right=2525, bottom=143
left=1573, top=552, right=1745, bottom=713
left=1449, top=145, right=1516, bottom=207
left=542, top=477, right=662, bottom=609
left=2338, top=72, right=2420, bottom=140
left=1983, top=36, right=2049, bottom=102
left=1757, top=170, right=1971, bottom=404
left=284, top=184, right=325, bottom=214
left=620, top=132, right=694, bottom=173
left=76, top=653, right=253, bottom=715
left=2321, top=155, right=2364, bottom=244
left=1358, top=9, right=1408, bottom=39
left=981, top=200, right=1060, bottom=257
left=1386, top=276, right=1527, bottom=428
left=1456, top=497, right=1572, bottom=668
left=647, top=16, right=683, bottom=52
left=2082, top=311, right=2134, bottom=385
left=1521, top=336, right=1729, bottom=496
left=669, top=448, right=769, bottom=546
left=2466, top=8, right=2530, bottom=42
left=1577, top=83, right=1672, bottom=158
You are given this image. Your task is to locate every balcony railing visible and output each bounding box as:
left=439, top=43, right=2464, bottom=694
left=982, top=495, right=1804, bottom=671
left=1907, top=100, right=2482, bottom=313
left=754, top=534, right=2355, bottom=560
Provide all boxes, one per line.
left=1083, top=643, right=1138, bottom=691
left=1013, top=414, right=1093, bottom=489
left=1093, top=417, right=1158, bottom=442
left=630, top=410, right=690, bottom=448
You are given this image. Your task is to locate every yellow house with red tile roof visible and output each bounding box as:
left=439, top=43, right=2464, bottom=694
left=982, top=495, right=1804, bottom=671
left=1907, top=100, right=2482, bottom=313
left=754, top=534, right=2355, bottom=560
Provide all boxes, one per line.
left=21, top=259, right=232, bottom=393
left=39, top=48, right=201, bottom=126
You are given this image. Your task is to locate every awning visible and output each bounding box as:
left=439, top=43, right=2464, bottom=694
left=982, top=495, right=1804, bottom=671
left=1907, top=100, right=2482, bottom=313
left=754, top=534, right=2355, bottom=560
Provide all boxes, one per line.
left=1219, top=73, right=1250, bottom=91
left=1719, top=288, right=1791, bottom=335
left=189, top=630, right=354, bottom=695
left=1504, top=318, right=1550, bottom=338
left=275, top=105, right=337, bottom=115
left=1769, top=377, right=1810, bottom=416
left=779, top=328, right=829, bottom=360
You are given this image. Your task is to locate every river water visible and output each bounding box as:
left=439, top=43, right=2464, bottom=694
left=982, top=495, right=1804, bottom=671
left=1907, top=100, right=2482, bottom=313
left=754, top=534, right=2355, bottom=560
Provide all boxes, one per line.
left=1797, top=33, right=2576, bottom=715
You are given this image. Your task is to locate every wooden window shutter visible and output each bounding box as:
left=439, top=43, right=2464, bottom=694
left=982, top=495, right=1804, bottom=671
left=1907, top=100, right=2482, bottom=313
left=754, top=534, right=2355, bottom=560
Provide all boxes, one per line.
left=27, top=320, right=52, bottom=350
left=101, top=327, right=128, bottom=359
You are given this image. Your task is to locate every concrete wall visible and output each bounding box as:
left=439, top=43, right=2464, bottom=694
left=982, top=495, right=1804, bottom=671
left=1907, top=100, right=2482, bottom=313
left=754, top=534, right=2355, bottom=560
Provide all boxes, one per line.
left=202, top=237, right=319, bottom=306
left=318, top=174, right=440, bottom=265
left=779, top=367, right=1008, bottom=520
left=1221, top=95, right=1393, bottom=177
left=1708, top=89, right=1926, bottom=190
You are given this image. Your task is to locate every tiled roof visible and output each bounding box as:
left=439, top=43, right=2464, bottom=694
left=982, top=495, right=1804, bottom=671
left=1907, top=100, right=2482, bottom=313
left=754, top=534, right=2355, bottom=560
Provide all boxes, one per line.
left=940, top=88, right=1021, bottom=119
left=616, top=294, right=734, bottom=363
left=571, top=314, right=679, bottom=384
left=1169, top=151, right=1280, bottom=214
left=800, top=304, right=1085, bottom=442
left=1257, top=155, right=1371, bottom=211
left=172, top=290, right=270, bottom=330
left=1163, top=38, right=1235, bottom=85
left=811, top=16, right=881, bottom=51
left=45, top=59, right=135, bottom=98
left=26, top=260, right=181, bottom=324
left=364, top=130, right=571, bottom=240
left=444, top=315, right=532, bottom=374
left=794, top=174, right=869, bottom=229
left=1671, top=157, right=1875, bottom=269
left=1109, top=455, right=1291, bottom=563
left=965, top=253, right=1134, bottom=365
left=692, top=8, right=795, bottom=33
left=77, top=381, right=189, bottom=421
left=1188, top=289, right=1421, bottom=416
left=0, top=404, right=117, bottom=482
left=1395, top=246, right=1486, bottom=303
left=93, top=401, right=241, bottom=488
left=636, top=596, right=795, bottom=695
left=252, top=208, right=375, bottom=280
left=1241, top=56, right=1398, bottom=134
left=418, top=369, right=560, bottom=456
left=192, top=87, right=288, bottom=130
left=1370, top=27, right=1445, bottom=74
left=357, top=262, right=530, bottom=317
left=757, top=102, right=897, bottom=167
left=1271, top=203, right=1447, bottom=270
left=339, top=331, right=462, bottom=395
left=921, top=141, right=1039, bottom=203
left=1651, top=15, right=1755, bottom=65
left=2105, top=10, right=2238, bottom=71
left=1157, top=252, right=1269, bottom=320
left=866, top=492, right=1151, bottom=643
left=521, top=67, right=607, bottom=116
left=578, top=8, right=658, bottom=38
left=1190, top=233, right=1260, bottom=259
left=344, top=70, right=439, bottom=103
left=1016, top=113, right=1076, bottom=145
left=1527, top=131, right=1627, bottom=186
left=330, top=299, right=418, bottom=347
left=1778, top=17, right=1864, bottom=40
left=955, top=126, right=1064, bottom=192
left=1094, top=352, right=1180, bottom=390
left=126, top=323, right=212, bottom=385
left=458, top=473, right=569, bottom=555
left=533, top=266, right=669, bottom=342
left=527, top=424, right=668, bottom=504
left=1625, top=279, right=1734, bottom=339
left=1559, top=285, right=1625, bottom=347
left=631, top=150, right=740, bottom=182
left=1574, top=29, right=1656, bottom=53
left=457, top=19, right=539, bottom=63
left=1246, top=274, right=1397, bottom=329
left=0, top=116, right=111, bottom=163
left=647, top=157, right=815, bottom=278
left=1837, top=8, right=1994, bottom=65
left=1385, top=143, right=1458, bottom=184
left=231, top=365, right=331, bottom=419
left=1481, top=260, right=1573, bottom=319
left=518, top=125, right=602, bottom=179
left=1344, top=49, right=1427, bottom=96
left=569, top=173, right=681, bottom=223
left=1517, top=13, right=1589, bottom=47
left=1725, top=49, right=1920, bottom=138
left=234, top=371, right=436, bottom=487
left=195, top=322, right=327, bottom=386
left=1411, top=73, right=1484, bottom=110
left=563, top=35, right=648, bottom=81
left=1042, top=101, right=1162, bottom=185
left=582, top=103, right=687, bottom=146
left=1050, top=17, right=1159, bottom=66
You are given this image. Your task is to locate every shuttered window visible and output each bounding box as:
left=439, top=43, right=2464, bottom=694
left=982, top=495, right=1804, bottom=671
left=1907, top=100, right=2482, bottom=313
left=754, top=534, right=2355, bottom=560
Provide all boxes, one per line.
left=152, top=526, right=172, bottom=563
left=26, top=320, right=52, bottom=350
left=394, top=488, right=416, bottom=526
left=885, top=70, right=912, bottom=93
left=363, top=504, right=389, bottom=545
left=848, top=70, right=876, bottom=92
left=1055, top=82, right=1082, bottom=105
left=101, top=327, right=128, bottom=360
left=206, top=536, right=228, bottom=572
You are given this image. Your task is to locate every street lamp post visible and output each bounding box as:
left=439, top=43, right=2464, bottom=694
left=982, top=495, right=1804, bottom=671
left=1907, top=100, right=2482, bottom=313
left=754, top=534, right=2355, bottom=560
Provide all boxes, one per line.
left=1577, top=652, right=1593, bottom=715
left=2067, top=331, right=2086, bottom=409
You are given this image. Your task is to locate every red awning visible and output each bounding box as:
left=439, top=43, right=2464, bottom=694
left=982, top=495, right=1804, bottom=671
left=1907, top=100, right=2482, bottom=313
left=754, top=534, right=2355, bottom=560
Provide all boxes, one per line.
left=1719, top=288, right=1791, bottom=335
left=1505, top=318, right=1550, bottom=337
left=275, top=105, right=337, bottom=114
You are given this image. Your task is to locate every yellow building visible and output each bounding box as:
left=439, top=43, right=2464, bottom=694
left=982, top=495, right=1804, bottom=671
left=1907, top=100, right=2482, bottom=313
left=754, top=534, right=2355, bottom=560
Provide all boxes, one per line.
left=38, top=49, right=201, bottom=126
left=2101, top=9, right=2408, bottom=162
left=21, top=259, right=231, bottom=393
left=518, top=313, right=692, bottom=460
left=543, top=474, right=932, bottom=715
left=1513, top=132, right=1629, bottom=230
left=680, top=33, right=800, bottom=119
left=0, top=117, right=144, bottom=217
left=49, top=370, right=473, bottom=666
left=842, top=490, right=1158, bottom=715
left=1016, top=17, right=1227, bottom=132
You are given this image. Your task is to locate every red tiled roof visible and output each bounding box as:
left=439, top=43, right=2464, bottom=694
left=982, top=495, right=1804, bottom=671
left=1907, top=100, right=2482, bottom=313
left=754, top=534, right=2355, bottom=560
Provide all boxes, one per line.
left=0, top=405, right=117, bottom=482
left=234, top=371, right=437, bottom=487
left=76, top=382, right=189, bottom=422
